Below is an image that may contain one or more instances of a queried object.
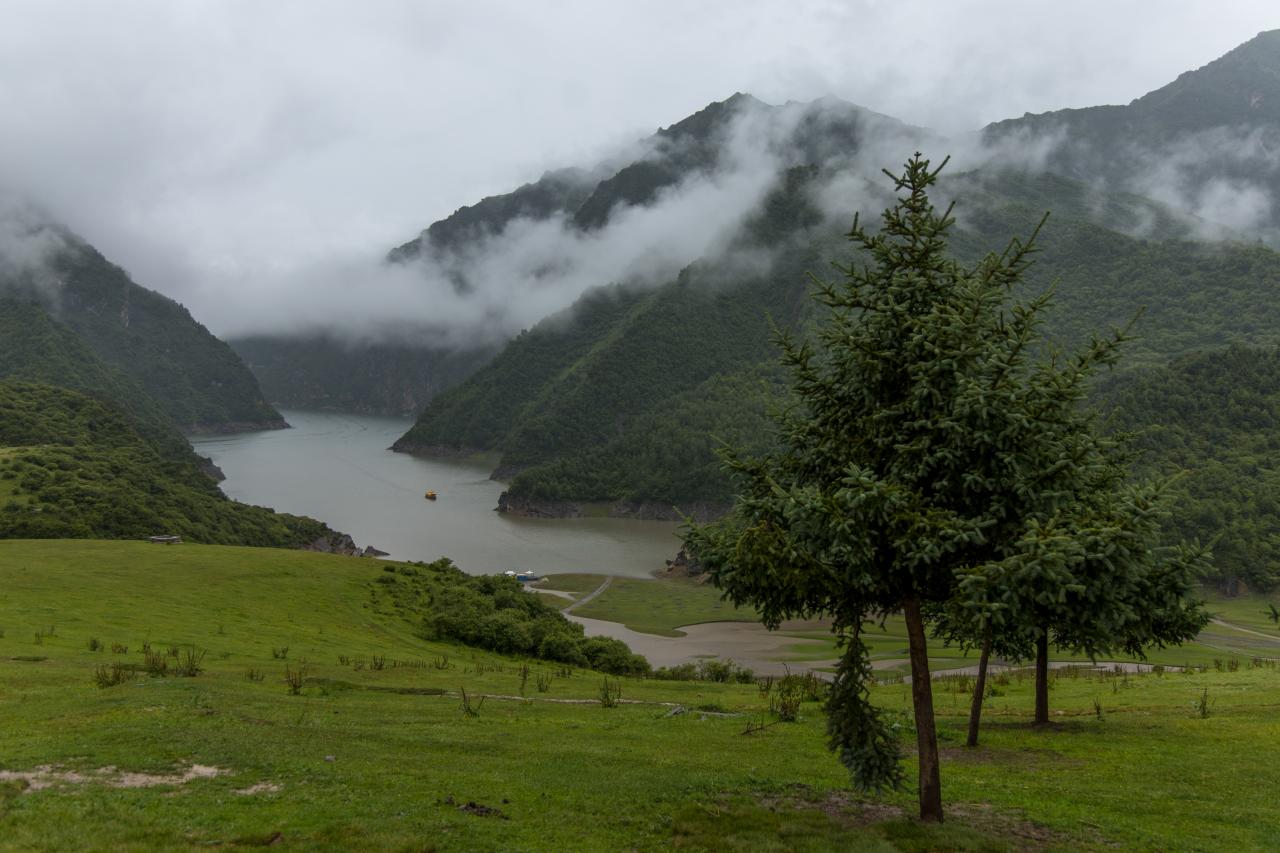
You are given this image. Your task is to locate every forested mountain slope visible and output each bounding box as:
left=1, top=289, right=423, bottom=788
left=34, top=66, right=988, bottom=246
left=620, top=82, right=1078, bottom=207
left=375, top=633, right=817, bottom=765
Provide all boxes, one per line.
left=1096, top=345, right=1280, bottom=594
left=0, top=296, right=193, bottom=466
left=0, top=215, right=284, bottom=433
left=389, top=32, right=1280, bottom=521
left=397, top=158, right=1280, bottom=518
left=392, top=164, right=831, bottom=473
left=231, top=335, right=496, bottom=417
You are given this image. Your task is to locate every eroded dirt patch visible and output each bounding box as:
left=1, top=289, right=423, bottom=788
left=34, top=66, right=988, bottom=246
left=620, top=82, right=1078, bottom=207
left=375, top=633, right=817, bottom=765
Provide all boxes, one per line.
left=749, top=783, right=1093, bottom=850
left=0, top=764, right=227, bottom=792
left=235, top=782, right=283, bottom=796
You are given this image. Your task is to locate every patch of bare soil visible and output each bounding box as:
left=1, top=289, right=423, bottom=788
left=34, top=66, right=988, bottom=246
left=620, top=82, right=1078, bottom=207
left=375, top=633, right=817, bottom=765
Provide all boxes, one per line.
left=441, top=795, right=509, bottom=819
left=0, top=764, right=226, bottom=792
left=754, top=782, right=905, bottom=828
left=235, top=782, right=283, bottom=796
left=752, top=784, right=1096, bottom=850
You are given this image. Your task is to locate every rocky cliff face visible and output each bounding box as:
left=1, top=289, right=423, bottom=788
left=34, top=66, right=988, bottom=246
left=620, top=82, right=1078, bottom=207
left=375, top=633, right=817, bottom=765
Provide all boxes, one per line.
left=301, top=531, right=361, bottom=556
left=495, top=491, right=583, bottom=518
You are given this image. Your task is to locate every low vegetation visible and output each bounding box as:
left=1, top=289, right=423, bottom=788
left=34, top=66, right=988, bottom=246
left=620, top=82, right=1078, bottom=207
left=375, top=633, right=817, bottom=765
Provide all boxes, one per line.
left=374, top=560, right=649, bottom=675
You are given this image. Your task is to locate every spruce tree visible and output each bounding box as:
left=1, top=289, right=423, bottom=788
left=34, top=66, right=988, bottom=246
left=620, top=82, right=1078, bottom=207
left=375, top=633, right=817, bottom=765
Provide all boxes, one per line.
left=684, top=154, right=1206, bottom=821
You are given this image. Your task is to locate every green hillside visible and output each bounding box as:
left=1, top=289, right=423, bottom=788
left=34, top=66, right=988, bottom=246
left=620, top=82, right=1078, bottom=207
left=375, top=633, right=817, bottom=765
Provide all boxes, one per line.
left=393, top=165, right=830, bottom=473
left=0, top=219, right=283, bottom=433
left=1, top=539, right=1278, bottom=850
left=397, top=165, right=1280, bottom=520
left=0, top=382, right=336, bottom=548
left=1097, top=345, right=1280, bottom=593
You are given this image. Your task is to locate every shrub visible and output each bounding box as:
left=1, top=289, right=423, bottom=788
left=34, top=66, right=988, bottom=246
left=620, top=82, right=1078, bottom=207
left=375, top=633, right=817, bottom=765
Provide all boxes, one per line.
left=285, top=663, right=308, bottom=695
left=579, top=637, right=650, bottom=677
left=144, top=650, right=169, bottom=676
left=176, top=647, right=206, bottom=677
left=654, top=663, right=699, bottom=681
left=599, top=677, right=622, bottom=708
left=93, top=662, right=133, bottom=688
left=539, top=631, right=588, bottom=667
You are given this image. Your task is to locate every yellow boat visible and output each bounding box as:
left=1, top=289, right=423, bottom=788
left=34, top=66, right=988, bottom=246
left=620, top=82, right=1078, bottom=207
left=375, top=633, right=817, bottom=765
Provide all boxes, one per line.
left=424, top=490, right=437, bottom=500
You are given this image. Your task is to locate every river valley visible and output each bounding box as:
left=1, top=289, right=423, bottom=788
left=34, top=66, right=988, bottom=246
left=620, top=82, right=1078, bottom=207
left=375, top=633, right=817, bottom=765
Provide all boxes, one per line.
left=193, top=410, right=681, bottom=578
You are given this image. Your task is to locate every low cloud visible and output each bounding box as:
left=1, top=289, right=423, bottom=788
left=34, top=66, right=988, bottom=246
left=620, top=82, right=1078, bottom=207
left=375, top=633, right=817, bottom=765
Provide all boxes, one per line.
left=217, top=97, right=911, bottom=348
left=215, top=105, right=796, bottom=347
left=1127, top=125, right=1280, bottom=238
left=0, top=198, right=71, bottom=305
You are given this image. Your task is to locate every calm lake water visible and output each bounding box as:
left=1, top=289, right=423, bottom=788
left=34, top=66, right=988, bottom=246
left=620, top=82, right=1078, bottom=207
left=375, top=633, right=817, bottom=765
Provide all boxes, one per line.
left=192, top=410, right=681, bottom=578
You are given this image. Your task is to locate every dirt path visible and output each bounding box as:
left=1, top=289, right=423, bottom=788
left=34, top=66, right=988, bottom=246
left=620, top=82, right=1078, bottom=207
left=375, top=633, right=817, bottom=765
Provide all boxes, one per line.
left=563, top=576, right=612, bottom=614
left=557, top=583, right=1280, bottom=677
left=895, top=660, right=1179, bottom=679
left=1210, top=617, right=1280, bottom=644
left=568, top=614, right=838, bottom=676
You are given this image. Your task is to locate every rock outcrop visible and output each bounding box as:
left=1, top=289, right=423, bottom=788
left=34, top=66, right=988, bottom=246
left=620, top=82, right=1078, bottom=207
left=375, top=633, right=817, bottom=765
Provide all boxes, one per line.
left=302, top=532, right=361, bottom=556
left=495, top=491, right=583, bottom=518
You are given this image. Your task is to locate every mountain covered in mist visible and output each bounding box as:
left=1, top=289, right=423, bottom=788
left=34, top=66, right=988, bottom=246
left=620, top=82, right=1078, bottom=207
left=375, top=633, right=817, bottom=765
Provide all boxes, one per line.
left=984, top=29, right=1280, bottom=238
left=0, top=213, right=285, bottom=434
left=243, top=33, right=1280, bottom=421
left=230, top=94, right=930, bottom=415
left=383, top=29, right=1280, bottom=597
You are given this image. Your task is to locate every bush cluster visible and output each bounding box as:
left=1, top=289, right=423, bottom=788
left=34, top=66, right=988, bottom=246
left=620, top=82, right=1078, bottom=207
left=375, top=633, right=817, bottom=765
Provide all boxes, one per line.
left=375, top=561, right=650, bottom=676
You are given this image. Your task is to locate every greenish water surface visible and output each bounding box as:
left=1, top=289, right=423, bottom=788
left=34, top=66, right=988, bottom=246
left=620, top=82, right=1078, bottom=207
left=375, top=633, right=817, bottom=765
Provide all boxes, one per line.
left=193, top=409, right=679, bottom=577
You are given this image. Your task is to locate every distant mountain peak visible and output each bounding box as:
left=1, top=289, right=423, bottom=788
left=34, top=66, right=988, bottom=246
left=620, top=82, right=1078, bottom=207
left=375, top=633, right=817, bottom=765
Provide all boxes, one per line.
left=1127, top=28, right=1280, bottom=127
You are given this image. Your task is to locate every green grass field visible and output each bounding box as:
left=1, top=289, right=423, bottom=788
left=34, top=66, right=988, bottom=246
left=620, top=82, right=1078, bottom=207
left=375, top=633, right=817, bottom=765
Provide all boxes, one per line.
left=541, top=573, right=760, bottom=636
left=2, top=540, right=1279, bottom=850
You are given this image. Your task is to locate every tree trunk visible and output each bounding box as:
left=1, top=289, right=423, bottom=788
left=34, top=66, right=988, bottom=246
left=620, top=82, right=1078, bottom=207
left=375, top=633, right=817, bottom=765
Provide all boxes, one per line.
left=903, top=596, right=943, bottom=822
left=965, top=631, right=993, bottom=748
left=1033, top=631, right=1050, bottom=726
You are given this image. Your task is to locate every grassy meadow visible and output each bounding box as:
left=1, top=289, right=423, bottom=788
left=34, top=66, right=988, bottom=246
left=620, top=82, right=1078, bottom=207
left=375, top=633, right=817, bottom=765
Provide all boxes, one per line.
left=0, top=540, right=1278, bottom=850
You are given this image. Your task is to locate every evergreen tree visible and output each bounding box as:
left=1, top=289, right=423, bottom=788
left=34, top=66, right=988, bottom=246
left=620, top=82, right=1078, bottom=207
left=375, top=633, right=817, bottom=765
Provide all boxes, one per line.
left=684, top=154, right=1206, bottom=821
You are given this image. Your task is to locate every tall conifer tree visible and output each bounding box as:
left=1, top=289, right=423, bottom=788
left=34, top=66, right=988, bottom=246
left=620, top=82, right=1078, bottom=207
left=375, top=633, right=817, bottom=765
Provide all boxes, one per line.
left=685, top=154, right=1206, bottom=821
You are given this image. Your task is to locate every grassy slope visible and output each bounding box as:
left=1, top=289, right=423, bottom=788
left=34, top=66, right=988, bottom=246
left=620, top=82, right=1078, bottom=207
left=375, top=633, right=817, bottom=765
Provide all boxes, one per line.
left=2, top=540, right=1279, bottom=850
left=544, top=573, right=760, bottom=637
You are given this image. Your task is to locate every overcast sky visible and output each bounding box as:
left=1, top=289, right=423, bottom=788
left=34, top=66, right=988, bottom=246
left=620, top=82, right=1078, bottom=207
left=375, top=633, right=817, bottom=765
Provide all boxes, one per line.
left=0, top=1, right=1275, bottom=338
